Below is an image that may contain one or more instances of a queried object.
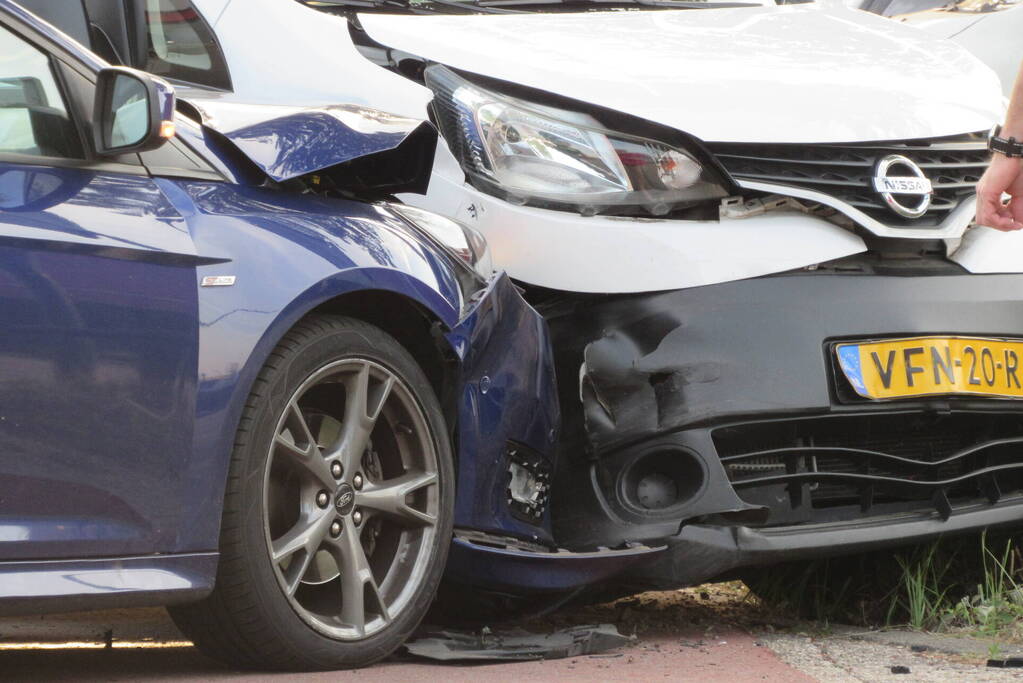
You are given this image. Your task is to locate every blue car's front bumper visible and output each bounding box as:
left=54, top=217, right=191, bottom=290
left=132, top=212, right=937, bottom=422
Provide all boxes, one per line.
left=446, top=273, right=560, bottom=544
left=442, top=274, right=668, bottom=592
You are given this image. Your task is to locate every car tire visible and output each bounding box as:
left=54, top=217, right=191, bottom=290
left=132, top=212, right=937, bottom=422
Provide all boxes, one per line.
left=169, top=315, right=454, bottom=670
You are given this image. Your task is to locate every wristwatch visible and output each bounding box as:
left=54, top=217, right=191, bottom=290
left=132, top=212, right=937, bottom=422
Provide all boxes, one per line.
left=988, top=125, right=1023, bottom=158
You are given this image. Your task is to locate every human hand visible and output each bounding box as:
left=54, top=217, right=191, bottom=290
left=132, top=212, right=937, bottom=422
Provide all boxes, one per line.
left=976, top=153, right=1023, bottom=231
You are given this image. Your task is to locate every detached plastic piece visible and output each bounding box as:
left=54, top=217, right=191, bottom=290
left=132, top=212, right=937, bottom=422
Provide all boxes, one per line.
left=405, top=624, right=631, bottom=662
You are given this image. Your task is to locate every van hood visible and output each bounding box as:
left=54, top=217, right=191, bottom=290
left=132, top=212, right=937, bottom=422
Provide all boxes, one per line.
left=360, top=5, right=1002, bottom=144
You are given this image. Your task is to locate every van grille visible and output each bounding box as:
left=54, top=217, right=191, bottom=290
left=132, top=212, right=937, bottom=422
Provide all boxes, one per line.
left=714, top=412, right=1023, bottom=525
left=709, top=132, right=988, bottom=227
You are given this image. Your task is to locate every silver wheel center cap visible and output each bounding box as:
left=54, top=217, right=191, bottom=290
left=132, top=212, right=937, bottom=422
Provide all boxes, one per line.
left=334, top=483, right=356, bottom=515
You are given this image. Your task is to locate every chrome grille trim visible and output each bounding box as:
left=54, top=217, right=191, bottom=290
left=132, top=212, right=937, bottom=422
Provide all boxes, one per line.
left=710, top=132, right=988, bottom=227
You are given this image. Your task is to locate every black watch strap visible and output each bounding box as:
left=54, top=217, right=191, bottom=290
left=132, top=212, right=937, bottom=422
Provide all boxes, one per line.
left=989, top=125, right=1023, bottom=158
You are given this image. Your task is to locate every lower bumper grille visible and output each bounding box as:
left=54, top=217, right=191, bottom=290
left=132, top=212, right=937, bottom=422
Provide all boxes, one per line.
left=714, top=413, right=1023, bottom=525
left=709, top=132, right=988, bottom=227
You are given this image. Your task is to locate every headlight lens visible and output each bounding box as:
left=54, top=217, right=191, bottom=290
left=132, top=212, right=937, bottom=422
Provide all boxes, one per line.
left=386, top=202, right=494, bottom=281
left=426, top=65, right=728, bottom=217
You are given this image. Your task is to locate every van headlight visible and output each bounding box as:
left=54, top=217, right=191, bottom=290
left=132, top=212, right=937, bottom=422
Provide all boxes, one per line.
left=426, top=65, right=729, bottom=217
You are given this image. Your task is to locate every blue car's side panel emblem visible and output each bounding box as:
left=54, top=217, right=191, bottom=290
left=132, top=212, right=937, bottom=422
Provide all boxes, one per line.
left=201, top=275, right=236, bottom=287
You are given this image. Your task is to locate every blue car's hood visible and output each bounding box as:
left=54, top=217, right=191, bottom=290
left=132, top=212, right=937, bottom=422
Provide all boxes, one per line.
left=181, top=97, right=437, bottom=191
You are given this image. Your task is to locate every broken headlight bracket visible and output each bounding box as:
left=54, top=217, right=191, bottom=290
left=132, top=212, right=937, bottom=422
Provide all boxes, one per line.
left=719, top=194, right=850, bottom=231
left=505, top=442, right=552, bottom=525
left=719, top=194, right=817, bottom=220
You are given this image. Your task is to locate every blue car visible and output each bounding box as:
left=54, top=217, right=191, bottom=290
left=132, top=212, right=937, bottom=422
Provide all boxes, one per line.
left=0, top=0, right=561, bottom=669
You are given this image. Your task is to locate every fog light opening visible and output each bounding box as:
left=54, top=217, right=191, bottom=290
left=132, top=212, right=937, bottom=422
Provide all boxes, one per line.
left=636, top=471, right=679, bottom=510
left=618, top=446, right=705, bottom=513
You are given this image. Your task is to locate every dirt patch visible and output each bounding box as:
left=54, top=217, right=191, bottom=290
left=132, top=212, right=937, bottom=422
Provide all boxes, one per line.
left=533, top=582, right=787, bottom=636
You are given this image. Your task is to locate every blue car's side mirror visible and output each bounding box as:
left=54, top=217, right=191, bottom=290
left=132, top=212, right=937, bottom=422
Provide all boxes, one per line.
left=93, top=67, right=176, bottom=156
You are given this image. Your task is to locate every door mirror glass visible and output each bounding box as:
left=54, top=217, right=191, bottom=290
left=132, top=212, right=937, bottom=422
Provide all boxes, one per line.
left=93, top=67, right=175, bottom=156
left=107, top=73, right=150, bottom=149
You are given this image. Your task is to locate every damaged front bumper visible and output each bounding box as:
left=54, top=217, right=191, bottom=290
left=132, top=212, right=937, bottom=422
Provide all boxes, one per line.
left=444, top=275, right=672, bottom=593
left=625, top=495, right=1023, bottom=589
left=536, top=259, right=1023, bottom=589
left=446, top=273, right=560, bottom=545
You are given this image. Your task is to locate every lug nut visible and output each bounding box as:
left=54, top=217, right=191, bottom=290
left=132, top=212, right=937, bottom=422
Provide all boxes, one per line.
left=330, top=520, right=342, bottom=537
left=352, top=473, right=364, bottom=490
left=330, top=461, right=342, bottom=479
left=316, top=491, right=330, bottom=508
left=352, top=509, right=363, bottom=525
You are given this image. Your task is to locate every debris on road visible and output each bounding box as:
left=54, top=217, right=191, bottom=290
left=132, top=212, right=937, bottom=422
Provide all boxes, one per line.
left=404, top=624, right=631, bottom=662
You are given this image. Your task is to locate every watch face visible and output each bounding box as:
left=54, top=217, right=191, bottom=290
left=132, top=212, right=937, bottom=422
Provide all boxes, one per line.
left=989, top=124, right=1001, bottom=145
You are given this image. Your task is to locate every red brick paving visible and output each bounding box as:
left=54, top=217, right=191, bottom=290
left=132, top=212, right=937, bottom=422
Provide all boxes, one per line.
left=0, top=627, right=812, bottom=682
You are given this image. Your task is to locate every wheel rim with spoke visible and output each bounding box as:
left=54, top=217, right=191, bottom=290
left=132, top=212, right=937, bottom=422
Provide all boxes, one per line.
left=263, top=358, right=440, bottom=641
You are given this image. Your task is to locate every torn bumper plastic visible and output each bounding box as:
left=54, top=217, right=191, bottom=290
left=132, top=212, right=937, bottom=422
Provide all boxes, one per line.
left=406, top=623, right=630, bottom=661
left=539, top=261, right=1023, bottom=587
left=623, top=495, right=1023, bottom=589
left=562, top=265, right=1023, bottom=454
left=447, top=274, right=560, bottom=546
left=443, top=532, right=663, bottom=592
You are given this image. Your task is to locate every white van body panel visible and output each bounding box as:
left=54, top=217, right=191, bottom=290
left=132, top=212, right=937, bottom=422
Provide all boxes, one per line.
left=189, top=0, right=1011, bottom=293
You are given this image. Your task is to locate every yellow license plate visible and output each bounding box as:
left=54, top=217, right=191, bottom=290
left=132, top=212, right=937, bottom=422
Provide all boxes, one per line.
left=836, top=336, right=1023, bottom=400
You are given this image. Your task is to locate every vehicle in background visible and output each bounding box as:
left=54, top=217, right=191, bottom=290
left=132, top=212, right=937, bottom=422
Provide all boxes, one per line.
left=19, top=0, right=1023, bottom=625
left=0, top=0, right=561, bottom=669
left=853, top=0, right=1021, bottom=95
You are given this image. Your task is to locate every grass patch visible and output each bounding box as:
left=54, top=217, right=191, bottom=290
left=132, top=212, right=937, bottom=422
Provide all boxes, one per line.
left=941, top=533, right=1023, bottom=640
left=745, top=531, right=1023, bottom=641
left=887, top=541, right=954, bottom=630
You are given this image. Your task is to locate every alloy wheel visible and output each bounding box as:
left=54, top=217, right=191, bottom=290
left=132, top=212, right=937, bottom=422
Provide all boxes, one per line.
left=263, top=358, right=439, bottom=641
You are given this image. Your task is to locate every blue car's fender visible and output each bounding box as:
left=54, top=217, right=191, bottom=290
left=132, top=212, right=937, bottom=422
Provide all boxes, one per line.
left=153, top=178, right=471, bottom=552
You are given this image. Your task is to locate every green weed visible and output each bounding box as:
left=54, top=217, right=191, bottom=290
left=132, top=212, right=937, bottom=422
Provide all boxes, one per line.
left=942, top=532, right=1023, bottom=640
left=887, top=542, right=955, bottom=630
left=745, top=532, right=1023, bottom=641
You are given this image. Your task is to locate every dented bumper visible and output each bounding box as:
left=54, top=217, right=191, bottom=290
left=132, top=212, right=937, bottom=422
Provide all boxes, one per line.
left=444, top=276, right=677, bottom=593
left=623, top=496, right=1023, bottom=589
left=448, top=274, right=560, bottom=544
left=539, top=263, right=1023, bottom=588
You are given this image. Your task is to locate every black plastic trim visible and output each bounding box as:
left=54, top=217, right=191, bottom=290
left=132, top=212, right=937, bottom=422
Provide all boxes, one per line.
left=622, top=497, right=1023, bottom=589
